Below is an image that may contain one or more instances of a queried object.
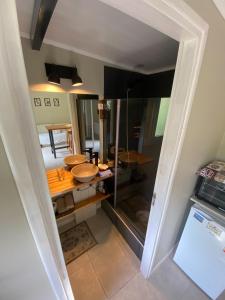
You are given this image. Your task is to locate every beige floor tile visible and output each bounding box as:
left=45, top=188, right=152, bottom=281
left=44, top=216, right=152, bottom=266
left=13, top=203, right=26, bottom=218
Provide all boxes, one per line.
left=88, top=228, right=137, bottom=298
left=149, top=257, right=190, bottom=300
left=57, top=219, right=76, bottom=234
left=66, top=253, right=90, bottom=277
left=69, top=257, right=107, bottom=300
left=87, top=209, right=140, bottom=271
left=86, top=208, right=112, bottom=230
left=181, top=283, right=210, bottom=300
left=115, top=231, right=141, bottom=272
left=86, top=208, right=117, bottom=243
left=66, top=209, right=215, bottom=300
left=182, top=280, right=225, bottom=300
left=218, top=290, right=225, bottom=300
left=111, top=272, right=166, bottom=300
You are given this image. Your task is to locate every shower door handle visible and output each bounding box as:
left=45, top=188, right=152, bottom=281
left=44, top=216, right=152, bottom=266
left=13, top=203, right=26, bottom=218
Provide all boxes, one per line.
left=152, top=192, right=156, bottom=206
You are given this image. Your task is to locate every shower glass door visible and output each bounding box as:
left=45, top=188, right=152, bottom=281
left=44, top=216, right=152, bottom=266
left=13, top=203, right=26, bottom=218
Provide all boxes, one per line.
left=107, top=97, right=170, bottom=244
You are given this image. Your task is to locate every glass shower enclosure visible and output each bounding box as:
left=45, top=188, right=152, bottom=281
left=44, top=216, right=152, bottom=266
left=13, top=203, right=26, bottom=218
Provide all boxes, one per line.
left=103, top=97, right=170, bottom=259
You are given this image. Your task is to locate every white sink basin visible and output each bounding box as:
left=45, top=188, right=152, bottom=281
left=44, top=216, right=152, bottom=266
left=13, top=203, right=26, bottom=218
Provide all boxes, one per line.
left=71, top=163, right=99, bottom=183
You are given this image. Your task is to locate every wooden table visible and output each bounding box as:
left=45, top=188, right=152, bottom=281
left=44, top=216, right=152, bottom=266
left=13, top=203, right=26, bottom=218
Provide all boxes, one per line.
left=46, top=167, right=113, bottom=198
left=46, top=124, right=72, bottom=158
left=119, top=151, right=153, bottom=165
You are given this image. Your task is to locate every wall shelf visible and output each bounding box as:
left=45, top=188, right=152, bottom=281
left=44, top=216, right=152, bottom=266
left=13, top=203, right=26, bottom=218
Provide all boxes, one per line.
left=46, top=167, right=113, bottom=198
left=55, top=192, right=112, bottom=221
left=75, top=192, right=111, bottom=210
left=55, top=207, right=75, bottom=221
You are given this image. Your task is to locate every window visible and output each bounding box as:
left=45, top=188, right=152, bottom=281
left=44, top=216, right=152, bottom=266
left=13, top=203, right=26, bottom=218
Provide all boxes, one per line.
left=155, top=98, right=170, bottom=137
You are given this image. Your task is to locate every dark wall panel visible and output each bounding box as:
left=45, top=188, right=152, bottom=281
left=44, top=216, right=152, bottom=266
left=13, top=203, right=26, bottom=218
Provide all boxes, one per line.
left=104, top=66, right=174, bottom=99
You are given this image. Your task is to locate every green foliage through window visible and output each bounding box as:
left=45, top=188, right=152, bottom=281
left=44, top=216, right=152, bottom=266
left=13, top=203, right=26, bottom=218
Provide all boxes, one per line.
left=155, top=98, right=170, bottom=137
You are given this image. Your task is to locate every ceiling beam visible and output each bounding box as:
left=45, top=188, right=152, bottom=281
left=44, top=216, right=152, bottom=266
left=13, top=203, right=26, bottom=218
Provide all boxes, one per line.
left=30, top=0, right=58, bottom=50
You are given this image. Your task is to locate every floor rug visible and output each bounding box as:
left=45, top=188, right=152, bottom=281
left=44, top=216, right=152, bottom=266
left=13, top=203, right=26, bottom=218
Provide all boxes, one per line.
left=60, top=221, right=97, bottom=264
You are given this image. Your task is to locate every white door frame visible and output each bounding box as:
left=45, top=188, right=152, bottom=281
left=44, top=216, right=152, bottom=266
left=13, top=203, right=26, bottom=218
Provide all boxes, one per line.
left=0, top=1, right=208, bottom=299
left=0, top=2, right=74, bottom=300
left=99, top=0, right=208, bottom=277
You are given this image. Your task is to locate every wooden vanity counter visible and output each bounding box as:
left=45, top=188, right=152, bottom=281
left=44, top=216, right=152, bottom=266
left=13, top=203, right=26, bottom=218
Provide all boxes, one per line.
left=46, top=167, right=113, bottom=198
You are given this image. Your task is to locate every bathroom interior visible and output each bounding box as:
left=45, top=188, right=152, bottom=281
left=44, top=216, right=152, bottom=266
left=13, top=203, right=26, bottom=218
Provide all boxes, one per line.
left=31, top=66, right=175, bottom=259
left=28, top=40, right=178, bottom=265
left=16, top=0, right=180, bottom=296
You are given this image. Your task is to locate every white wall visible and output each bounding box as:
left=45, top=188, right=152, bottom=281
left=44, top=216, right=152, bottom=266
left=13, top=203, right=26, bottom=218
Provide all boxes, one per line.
left=0, top=137, right=56, bottom=300
left=21, top=37, right=104, bottom=97
left=31, top=91, right=70, bottom=125
left=154, top=0, right=225, bottom=266
left=217, top=131, right=225, bottom=160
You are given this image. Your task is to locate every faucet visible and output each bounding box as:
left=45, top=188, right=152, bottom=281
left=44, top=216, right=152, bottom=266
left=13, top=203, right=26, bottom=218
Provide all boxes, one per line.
left=83, top=147, right=93, bottom=162
left=83, top=148, right=98, bottom=166
left=91, top=152, right=99, bottom=166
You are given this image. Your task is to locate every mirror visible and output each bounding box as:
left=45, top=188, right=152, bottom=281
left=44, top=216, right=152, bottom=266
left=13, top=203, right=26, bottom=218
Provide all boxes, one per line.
left=30, top=91, right=102, bottom=170
left=30, top=91, right=72, bottom=169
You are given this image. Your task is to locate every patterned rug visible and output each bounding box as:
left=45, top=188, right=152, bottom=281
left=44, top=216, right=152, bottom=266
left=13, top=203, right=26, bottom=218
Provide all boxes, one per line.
left=60, top=221, right=97, bottom=264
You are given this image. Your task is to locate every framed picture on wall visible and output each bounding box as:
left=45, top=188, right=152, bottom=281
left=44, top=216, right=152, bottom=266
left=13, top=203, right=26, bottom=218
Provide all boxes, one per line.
left=44, top=98, right=51, bottom=106
left=53, top=98, right=60, bottom=107
left=34, top=98, right=41, bottom=106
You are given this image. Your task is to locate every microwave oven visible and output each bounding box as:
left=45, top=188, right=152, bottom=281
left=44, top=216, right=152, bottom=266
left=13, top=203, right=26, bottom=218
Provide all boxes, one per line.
left=195, top=161, right=225, bottom=211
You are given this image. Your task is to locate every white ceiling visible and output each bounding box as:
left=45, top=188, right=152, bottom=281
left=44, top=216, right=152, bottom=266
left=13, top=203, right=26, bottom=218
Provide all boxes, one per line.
left=16, top=0, right=179, bottom=73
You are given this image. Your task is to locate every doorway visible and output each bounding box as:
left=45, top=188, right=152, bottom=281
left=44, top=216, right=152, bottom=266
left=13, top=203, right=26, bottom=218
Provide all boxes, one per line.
left=0, top=1, right=208, bottom=299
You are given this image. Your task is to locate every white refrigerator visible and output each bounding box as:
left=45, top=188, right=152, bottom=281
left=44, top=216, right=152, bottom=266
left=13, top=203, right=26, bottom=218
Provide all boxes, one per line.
left=174, top=204, right=225, bottom=300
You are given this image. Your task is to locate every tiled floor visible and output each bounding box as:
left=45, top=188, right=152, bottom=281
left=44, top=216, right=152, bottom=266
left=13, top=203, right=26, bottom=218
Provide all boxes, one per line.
left=66, top=208, right=225, bottom=300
